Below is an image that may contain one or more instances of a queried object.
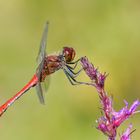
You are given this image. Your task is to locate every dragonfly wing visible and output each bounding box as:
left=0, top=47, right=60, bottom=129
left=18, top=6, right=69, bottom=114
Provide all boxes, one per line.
left=35, top=76, right=50, bottom=104
left=42, top=75, right=50, bottom=93
left=36, top=21, right=49, bottom=104
left=36, top=82, right=45, bottom=105
left=36, top=21, right=49, bottom=64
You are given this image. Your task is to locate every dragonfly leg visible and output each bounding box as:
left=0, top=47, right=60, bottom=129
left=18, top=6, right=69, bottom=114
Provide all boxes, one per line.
left=63, top=68, right=95, bottom=86
left=63, top=68, right=88, bottom=85
left=65, top=57, right=84, bottom=78
left=66, top=58, right=82, bottom=69
left=66, top=65, right=83, bottom=78
left=63, top=69, right=79, bottom=85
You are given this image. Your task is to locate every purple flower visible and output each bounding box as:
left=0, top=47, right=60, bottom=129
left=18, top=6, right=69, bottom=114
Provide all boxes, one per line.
left=97, top=100, right=140, bottom=139
left=80, top=56, right=140, bottom=140
left=81, top=57, right=97, bottom=81
left=112, top=100, right=140, bottom=127
left=120, top=124, right=135, bottom=140
left=97, top=116, right=117, bottom=139
left=97, top=72, right=108, bottom=89
left=80, top=57, right=107, bottom=90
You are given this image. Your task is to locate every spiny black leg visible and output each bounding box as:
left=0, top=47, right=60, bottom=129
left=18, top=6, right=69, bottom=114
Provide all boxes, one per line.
left=66, top=65, right=83, bottom=78
left=67, top=58, right=81, bottom=64
left=64, top=68, right=94, bottom=86
left=66, top=58, right=81, bottom=69
left=64, top=68, right=87, bottom=85
left=66, top=64, right=77, bottom=70
left=66, top=71, right=83, bottom=85
left=63, top=69, right=79, bottom=85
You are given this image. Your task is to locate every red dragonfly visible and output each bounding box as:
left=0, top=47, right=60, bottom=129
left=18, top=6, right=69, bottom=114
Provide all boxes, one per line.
left=0, top=22, right=82, bottom=117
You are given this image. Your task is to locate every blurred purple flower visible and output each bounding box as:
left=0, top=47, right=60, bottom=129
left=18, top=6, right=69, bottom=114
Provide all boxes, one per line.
left=80, top=56, right=140, bottom=140
left=97, top=99, right=140, bottom=139
left=120, top=124, right=135, bottom=140
left=112, top=100, right=140, bottom=127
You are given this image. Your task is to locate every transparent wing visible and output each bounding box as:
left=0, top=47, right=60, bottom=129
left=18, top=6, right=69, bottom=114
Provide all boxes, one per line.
left=36, top=76, right=50, bottom=105
left=36, top=82, right=45, bottom=104
left=36, top=21, right=49, bottom=104
left=43, top=75, right=50, bottom=93
left=36, top=21, right=49, bottom=64
left=36, top=58, right=45, bottom=104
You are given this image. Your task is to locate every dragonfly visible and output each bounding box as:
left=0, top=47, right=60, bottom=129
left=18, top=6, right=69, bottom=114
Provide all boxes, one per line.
left=0, top=22, right=83, bottom=117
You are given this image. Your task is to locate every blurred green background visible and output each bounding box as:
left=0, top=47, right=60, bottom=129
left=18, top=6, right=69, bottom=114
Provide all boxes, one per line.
left=0, top=0, right=140, bottom=139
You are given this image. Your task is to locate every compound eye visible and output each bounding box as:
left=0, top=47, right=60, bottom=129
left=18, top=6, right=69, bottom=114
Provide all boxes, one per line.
left=71, top=50, right=76, bottom=61
left=63, top=47, right=76, bottom=62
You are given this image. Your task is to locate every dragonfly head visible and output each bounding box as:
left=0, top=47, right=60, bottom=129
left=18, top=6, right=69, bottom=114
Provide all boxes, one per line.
left=63, top=47, right=76, bottom=63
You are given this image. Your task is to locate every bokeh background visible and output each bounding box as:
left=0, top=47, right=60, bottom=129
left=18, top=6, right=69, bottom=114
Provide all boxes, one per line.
left=0, top=0, right=140, bottom=139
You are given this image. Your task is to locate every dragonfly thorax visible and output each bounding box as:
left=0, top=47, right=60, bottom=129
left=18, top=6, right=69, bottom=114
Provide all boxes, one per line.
left=63, top=47, right=76, bottom=63
left=39, top=55, right=62, bottom=82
